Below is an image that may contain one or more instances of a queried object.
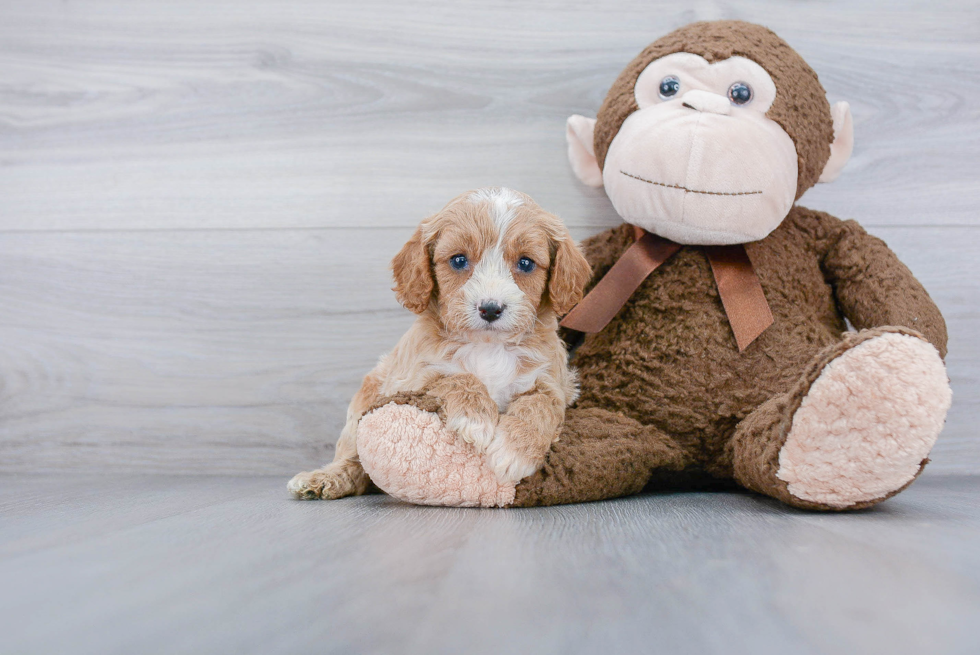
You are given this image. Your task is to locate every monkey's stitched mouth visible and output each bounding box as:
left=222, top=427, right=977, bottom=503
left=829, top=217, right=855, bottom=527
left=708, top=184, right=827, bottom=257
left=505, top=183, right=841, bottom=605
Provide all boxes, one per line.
left=620, top=171, right=763, bottom=197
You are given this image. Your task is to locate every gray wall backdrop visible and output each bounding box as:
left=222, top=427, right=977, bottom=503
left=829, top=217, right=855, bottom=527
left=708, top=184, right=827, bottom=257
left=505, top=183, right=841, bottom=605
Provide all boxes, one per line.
left=1, top=0, right=977, bottom=475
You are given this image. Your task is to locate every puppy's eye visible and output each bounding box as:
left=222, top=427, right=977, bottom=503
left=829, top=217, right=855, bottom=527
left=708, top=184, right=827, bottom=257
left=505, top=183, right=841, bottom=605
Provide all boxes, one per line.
left=449, top=254, right=468, bottom=270
left=659, top=76, right=680, bottom=99
left=517, top=257, right=536, bottom=273
left=728, top=82, right=753, bottom=105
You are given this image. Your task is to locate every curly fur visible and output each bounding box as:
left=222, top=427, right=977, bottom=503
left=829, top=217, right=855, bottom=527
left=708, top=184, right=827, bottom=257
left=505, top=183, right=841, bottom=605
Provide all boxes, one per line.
left=288, top=188, right=590, bottom=501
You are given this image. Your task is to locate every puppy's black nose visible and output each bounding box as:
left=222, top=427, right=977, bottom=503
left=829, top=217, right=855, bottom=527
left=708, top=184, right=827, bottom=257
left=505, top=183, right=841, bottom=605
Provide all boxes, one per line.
left=478, top=302, right=504, bottom=323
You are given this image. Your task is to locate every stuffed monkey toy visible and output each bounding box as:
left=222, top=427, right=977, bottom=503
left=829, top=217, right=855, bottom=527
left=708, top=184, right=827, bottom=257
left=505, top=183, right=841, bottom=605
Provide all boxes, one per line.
left=354, top=20, right=952, bottom=510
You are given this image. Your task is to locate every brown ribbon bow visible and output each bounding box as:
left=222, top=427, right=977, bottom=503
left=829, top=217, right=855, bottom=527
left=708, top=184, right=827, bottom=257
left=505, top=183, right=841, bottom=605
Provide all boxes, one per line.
left=560, top=227, right=773, bottom=352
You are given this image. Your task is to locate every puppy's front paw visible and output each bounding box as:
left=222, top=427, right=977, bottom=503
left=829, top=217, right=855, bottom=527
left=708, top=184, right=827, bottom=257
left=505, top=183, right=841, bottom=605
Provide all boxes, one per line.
left=287, top=467, right=357, bottom=500
left=486, top=417, right=547, bottom=484
left=446, top=413, right=498, bottom=451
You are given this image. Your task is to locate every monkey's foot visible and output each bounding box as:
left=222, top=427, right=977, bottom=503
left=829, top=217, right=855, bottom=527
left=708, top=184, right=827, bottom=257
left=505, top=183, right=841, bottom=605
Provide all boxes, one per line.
left=776, top=329, right=951, bottom=509
left=357, top=399, right=516, bottom=508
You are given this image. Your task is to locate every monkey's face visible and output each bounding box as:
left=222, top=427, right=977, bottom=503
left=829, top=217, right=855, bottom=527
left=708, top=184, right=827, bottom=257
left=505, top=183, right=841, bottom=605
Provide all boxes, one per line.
left=567, top=22, right=852, bottom=246
left=602, top=53, right=798, bottom=245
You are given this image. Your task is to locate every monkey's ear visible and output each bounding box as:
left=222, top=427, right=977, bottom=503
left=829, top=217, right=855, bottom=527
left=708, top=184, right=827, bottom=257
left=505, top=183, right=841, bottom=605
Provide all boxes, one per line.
left=818, top=101, right=854, bottom=184
left=566, top=115, right=604, bottom=188
left=391, top=225, right=434, bottom=314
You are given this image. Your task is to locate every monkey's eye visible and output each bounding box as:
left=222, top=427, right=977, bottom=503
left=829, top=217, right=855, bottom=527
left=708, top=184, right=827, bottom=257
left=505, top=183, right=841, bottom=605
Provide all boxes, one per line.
left=658, top=76, right=681, bottom=99
left=517, top=257, right=536, bottom=273
left=449, top=254, right=468, bottom=270
left=728, top=82, right=753, bottom=105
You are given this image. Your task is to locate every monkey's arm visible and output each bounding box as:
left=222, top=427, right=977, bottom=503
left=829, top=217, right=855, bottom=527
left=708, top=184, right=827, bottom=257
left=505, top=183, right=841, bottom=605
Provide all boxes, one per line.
left=801, top=207, right=948, bottom=358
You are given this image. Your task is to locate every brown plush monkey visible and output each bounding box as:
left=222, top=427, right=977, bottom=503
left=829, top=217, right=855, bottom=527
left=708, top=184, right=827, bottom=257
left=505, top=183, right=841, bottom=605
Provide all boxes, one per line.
left=353, top=20, right=953, bottom=510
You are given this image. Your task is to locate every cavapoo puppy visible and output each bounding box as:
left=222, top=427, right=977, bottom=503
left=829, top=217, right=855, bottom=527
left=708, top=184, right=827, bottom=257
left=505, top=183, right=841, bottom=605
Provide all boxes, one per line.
left=289, top=187, right=591, bottom=500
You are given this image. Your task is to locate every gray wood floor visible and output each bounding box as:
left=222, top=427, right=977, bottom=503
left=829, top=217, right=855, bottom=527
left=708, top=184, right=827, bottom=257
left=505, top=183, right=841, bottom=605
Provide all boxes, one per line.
left=2, top=2, right=980, bottom=652
left=1, top=474, right=979, bottom=655
left=1, top=0, right=978, bottom=475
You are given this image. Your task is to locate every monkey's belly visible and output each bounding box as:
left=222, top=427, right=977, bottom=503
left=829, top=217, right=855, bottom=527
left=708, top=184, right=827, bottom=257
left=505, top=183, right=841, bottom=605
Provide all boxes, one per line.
left=570, top=263, right=842, bottom=457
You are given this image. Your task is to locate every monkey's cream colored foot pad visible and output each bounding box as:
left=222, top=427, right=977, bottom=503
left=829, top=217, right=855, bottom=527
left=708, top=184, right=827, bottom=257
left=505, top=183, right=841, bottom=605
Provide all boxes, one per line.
left=777, top=332, right=952, bottom=508
left=357, top=402, right=516, bottom=508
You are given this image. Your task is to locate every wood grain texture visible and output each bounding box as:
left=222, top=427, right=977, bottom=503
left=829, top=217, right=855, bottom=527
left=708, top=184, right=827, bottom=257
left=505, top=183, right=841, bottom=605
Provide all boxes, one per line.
left=0, top=0, right=978, bottom=474
left=1, top=0, right=978, bottom=232
left=0, top=474, right=978, bottom=654
left=0, top=227, right=976, bottom=474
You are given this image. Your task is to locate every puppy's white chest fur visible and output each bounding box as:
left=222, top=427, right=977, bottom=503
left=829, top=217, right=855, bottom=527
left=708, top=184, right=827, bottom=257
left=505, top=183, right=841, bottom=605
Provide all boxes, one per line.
left=444, top=342, right=540, bottom=411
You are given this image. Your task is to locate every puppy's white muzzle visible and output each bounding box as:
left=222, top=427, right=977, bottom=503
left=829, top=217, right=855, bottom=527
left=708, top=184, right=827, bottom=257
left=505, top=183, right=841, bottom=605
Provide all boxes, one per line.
left=463, top=248, right=526, bottom=333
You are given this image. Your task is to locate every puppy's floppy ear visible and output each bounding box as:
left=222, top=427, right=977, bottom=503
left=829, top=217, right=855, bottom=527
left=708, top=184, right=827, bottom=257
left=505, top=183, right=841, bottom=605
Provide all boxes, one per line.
left=391, top=225, right=434, bottom=314
left=548, top=229, right=592, bottom=316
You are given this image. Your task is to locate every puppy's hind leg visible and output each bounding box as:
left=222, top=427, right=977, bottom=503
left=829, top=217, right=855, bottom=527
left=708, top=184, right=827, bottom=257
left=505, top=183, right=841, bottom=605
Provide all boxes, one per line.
left=288, top=418, right=375, bottom=499
left=288, top=459, right=371, bottom=500
left=289, top=372, right=380, bottom=500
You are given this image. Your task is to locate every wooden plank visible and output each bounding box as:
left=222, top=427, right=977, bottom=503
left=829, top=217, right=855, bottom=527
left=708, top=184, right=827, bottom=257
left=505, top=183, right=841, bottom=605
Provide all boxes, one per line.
left=0, top=0, right=977, bottom=231
left=0, top=228, right=406, bottom=473
left=1, top=226, right=976, bottom=474
left=0, top=474, right=978, bottom=654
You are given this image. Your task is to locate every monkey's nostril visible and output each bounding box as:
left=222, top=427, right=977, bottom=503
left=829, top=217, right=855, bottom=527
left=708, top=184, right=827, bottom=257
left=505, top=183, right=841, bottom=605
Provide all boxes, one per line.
left=478, top=302, right=504, bottom=323
left=680, top=89, right=731, bottom=115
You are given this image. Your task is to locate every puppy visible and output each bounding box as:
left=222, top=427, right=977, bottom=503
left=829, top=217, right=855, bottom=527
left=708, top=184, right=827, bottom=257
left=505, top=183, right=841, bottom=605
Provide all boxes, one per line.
left=289, top=187, right=592, bottom=500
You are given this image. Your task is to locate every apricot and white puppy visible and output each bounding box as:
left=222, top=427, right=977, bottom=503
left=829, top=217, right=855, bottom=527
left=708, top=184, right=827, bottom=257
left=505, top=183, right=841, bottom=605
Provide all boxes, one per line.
left=288, top=187, right=592, bottom=500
